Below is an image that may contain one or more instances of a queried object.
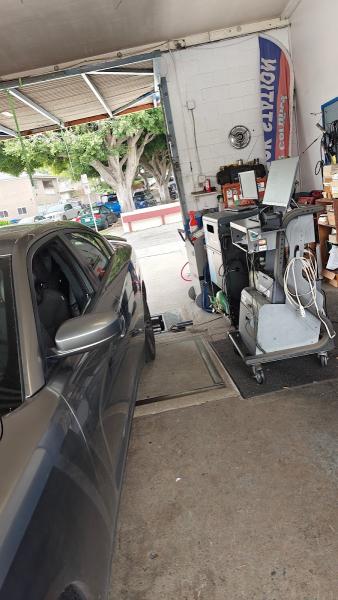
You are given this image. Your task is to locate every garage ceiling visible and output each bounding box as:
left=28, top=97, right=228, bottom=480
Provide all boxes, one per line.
left=0, top=0, right=289, bottom=77
left=0, top=0, right=289, bottom=137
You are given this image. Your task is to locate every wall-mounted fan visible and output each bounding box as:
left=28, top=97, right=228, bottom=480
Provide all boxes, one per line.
left=228, top=125, right=251, bottom=149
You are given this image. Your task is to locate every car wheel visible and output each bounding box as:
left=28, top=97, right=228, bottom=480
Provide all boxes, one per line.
left=103, top=218, right=109, bottom=229
left=144, top=296, right=156, bottom=362
left=58, top=582, right=90, bottom=600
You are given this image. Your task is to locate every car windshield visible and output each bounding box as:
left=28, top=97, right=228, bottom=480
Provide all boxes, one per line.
left=0, top=256, right=22, bottom=412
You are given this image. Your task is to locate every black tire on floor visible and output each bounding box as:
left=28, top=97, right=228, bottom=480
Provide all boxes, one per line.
left=143, top=295, right=156, bottom=362
left=188, top=286, right=196, bottom=300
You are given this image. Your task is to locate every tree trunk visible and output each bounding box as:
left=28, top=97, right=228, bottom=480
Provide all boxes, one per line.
left=90, top=130, right=155, bottom=214
left=115, top=182, right=134, bottom=212
left=158, top=183, right=171, bottom=204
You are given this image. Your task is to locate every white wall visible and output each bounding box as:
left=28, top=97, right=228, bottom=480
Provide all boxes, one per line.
left=33, top=177, right=61, bottom=206
left=0, top=176, right=37, bottom=219
left=160, top=28, right=290, bottom=211
left=290, top=0, right=338, bottom=190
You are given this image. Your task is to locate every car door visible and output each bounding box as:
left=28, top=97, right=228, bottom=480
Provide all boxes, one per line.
left=64, top=230, right=145, bottom=489
left=29, top=234, right=122, bottom=595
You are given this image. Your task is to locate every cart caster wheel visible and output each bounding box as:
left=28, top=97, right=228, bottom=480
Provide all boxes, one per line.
left=253, top=368, right=265, bottom=384
left=319, top=354, right=328, bottom=367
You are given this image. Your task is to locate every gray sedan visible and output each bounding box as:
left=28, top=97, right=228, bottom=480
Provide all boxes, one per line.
left=0, top=221, right=155, bottom=599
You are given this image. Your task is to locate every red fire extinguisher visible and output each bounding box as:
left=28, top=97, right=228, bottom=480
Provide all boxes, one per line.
left=204, top=178, right=211, bottom=192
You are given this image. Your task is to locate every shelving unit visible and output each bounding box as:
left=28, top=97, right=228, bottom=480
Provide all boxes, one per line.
left=317, top=198, right=338, bottom=285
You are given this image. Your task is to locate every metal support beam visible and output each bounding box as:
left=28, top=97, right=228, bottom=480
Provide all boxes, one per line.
left=112, top=91, right=154, bottom=116
left=0, top=123, right=17, bottom=137
left=0, top=51, right=161, bottom=92
left=81, top=74, right=113, bottom=118
left=88, top=68, right=153, bottom=76
left=8, top=89, right=63, bottom=127
left=160, top=77, right=188, bottom=219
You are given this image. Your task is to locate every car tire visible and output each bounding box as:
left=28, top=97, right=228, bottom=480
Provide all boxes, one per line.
left=144, top=295, right=156, bottom=362
left=58, top=582, right=90, bottom=600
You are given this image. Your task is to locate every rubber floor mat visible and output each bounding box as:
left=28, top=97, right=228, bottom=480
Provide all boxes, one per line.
left=211, top=337, right=338, bottom=398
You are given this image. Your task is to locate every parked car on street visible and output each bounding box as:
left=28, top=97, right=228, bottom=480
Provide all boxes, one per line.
left=75, top=204, right=118, bottom=230
left=0, top=221, right=155, bottom=600
left=133, top=190, right=156, bottom=209
left=43, top=202, right=82, bottom=222
left=168, top=181, right=177, bottom=200
left=101, top=194, right=122, bottom=217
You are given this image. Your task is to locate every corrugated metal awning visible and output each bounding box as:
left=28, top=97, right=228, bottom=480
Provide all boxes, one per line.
left=0, top=55, right=156, bottom=137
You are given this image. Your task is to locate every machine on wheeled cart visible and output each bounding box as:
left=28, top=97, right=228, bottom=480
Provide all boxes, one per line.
left=228, top=157, right=336, bottom=384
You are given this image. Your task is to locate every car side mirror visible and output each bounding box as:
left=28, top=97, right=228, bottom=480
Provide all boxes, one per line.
left=54, top=311, right=121, bottom=357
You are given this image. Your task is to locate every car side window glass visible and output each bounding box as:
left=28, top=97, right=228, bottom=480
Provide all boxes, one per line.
left=64, top=204, right=72, bottom=210
left=66, top=232, right=111, bottom=281
left=31, top=239, right=94, bottom=359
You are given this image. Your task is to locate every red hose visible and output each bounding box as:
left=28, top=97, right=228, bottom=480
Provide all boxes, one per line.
left=180, top=261, right=192, bottom=282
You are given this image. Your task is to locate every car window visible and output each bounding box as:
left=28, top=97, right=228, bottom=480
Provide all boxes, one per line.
left=101, top=207, right=109, bottom=214
left=31, top=238, right=94, bottom=360
left=66, top=232, right=111, bottom=281
left=0, top=256, right=22, bottom=412
left=64, top=204, right=72, bottom=211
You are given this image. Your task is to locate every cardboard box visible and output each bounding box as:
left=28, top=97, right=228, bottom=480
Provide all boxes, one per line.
left=327, top=209, right=336, bottom=226
left=323, top=165, right=338, bottom=178
left=322, top=268, right=338, bottom=287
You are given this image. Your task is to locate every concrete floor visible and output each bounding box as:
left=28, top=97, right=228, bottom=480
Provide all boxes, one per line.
left=108, top=223, right=338, bottom=600
left=111, top=380, right=338, bottom=600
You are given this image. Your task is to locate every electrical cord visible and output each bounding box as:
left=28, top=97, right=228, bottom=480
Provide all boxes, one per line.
left=180, top=262, right=192, bottom=282
left=169, top=315, right=224, bottom=332
left=189, top=107, right=203, bottom=175
left=0, top=416, right=3, bottom=441
left=284, top=256, right=336, bottom=339
left=190, top=315, right=224, bottom=327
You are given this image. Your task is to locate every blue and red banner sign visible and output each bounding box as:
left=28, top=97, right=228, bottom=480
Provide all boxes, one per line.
left=259, top=34, right=294, bottom=166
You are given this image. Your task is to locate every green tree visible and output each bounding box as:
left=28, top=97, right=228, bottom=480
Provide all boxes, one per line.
left=0, top=108, right=165, bottom=212
left=140, top=134, right=173, bottom=204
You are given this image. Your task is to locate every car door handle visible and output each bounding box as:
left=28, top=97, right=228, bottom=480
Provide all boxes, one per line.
left=119, top=314, right=126, bottom=338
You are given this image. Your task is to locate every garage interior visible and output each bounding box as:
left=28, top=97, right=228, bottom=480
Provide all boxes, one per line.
left=2, top=0, right=338, bottom=598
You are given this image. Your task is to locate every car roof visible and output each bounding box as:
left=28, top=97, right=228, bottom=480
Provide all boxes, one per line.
left=0, top=221, right=88, bottom=255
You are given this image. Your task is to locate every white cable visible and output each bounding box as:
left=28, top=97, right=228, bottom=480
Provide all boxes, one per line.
left=283, top=256, right=336, bottom=339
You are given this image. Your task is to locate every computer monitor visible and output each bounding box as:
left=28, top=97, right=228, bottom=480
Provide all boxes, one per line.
left=239, top=170, right=259, bottom=200
left=262, top=156, right=299, bottom=209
